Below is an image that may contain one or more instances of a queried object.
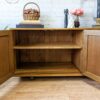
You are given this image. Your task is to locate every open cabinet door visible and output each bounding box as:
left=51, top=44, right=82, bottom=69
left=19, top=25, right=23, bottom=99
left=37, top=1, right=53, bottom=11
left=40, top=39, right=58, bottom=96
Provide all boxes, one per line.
left=83, top=30, right=100, bottom=82
left=0, top=30, right=14, bottom=84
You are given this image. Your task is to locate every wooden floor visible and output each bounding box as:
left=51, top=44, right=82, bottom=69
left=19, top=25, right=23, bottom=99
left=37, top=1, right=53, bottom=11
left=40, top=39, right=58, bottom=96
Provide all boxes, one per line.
left=0, top=77, right=100, bottom=100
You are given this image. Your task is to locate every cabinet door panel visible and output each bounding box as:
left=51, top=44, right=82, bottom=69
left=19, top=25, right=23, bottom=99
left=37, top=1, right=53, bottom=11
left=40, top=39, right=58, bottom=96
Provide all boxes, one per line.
left=0, top=36, right=9, bottom=77
left=84, top=30, right=100, bottom=82
left=0, top=31, right=14, bottom=84
left=87, top=36, right=100, bottom=76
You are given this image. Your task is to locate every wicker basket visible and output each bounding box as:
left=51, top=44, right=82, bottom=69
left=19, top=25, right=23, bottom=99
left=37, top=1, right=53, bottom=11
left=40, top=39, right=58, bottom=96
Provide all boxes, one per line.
left=23, top=2, right=40, bottom=20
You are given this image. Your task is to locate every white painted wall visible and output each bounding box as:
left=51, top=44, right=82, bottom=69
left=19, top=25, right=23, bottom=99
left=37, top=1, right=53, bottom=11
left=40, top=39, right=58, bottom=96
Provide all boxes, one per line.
left=0, top=0, right=97, bottom=29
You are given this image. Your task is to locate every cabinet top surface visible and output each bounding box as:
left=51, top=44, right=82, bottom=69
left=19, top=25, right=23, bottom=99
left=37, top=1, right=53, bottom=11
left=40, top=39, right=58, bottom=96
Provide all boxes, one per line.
left=10, top=28, right=100, bottom=31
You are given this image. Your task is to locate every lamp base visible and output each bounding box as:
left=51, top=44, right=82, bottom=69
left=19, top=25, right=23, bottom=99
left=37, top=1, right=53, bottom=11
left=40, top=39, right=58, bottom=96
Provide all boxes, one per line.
left=96, top=18, right=100, bottom=25
left=92, top=18, right=100, bottom=28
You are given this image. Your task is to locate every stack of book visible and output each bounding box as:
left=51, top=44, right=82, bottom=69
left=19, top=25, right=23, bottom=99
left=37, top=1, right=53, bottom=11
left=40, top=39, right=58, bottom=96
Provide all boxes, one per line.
left=16, top=20, right=44, bottom=28
left=92, top=18, right=100, bottom=28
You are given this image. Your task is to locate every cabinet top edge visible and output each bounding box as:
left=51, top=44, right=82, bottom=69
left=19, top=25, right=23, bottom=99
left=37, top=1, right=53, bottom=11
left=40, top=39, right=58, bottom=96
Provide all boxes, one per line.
left=9, top=28, right=100, bottom=31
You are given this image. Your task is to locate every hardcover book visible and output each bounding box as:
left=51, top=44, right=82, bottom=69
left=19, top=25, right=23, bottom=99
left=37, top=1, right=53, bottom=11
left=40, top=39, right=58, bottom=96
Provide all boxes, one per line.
left=16, top=24, right=44, bottom=28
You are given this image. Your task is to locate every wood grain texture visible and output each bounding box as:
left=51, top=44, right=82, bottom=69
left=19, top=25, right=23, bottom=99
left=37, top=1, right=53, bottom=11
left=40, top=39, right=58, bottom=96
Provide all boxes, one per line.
left=8, top=31, right=15, bottom=75
left=10, top=28, right=85, bottom=31
left=87, top=36, right=100, bottom=76
left=15, top=62, right=82, bottom=77
left=83, top=30, right=100, bottom=82
left=84, top=72, right=100, bottom=83
left=1, top=29, right=100, bottom=84
left=14, top=30, right=73, bottom=45
left=0, top=31, right=13, bottom=84
left=13, top=43, right=82, bottom=49
left=16, top=50, right=72, bottom=63
left=12, top=30, right=83, bottom=77
left=1, top=77, right=100, bottom=100
left=79, top=30, right=88, bottom=72
left=10, top=28, right=100, bottom=31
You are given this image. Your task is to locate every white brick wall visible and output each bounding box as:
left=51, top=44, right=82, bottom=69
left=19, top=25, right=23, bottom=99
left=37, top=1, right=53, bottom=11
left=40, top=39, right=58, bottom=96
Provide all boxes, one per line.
left=0, top=0, right=97, bottom=29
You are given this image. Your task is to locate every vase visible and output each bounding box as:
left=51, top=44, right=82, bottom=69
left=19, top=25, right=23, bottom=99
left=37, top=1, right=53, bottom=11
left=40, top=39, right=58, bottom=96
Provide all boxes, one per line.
left=74, top=16, right=80, bottom=28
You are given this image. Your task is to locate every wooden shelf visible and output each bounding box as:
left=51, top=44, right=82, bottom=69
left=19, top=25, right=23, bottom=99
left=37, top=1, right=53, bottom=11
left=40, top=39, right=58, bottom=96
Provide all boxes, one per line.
left=11, top=28, right=84, bottom=31
left=15, top=62, right=83, bottom=76
left=10, top=28, right=100, bottom=31
left=13, top=43, right=82, bottom=50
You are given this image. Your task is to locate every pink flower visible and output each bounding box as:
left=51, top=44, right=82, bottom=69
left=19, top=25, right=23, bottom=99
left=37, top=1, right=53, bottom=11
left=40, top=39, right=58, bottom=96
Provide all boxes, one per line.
left=70, top=9, right=77, bottom=15
left=70, top=8, right=84, bottom=16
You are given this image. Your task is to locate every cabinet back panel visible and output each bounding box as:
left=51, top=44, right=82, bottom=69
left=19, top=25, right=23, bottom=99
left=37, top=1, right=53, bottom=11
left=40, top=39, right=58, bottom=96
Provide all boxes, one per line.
left=14, top=30, right=73, bottom=45
left=16, top=50, right=72, bottom=63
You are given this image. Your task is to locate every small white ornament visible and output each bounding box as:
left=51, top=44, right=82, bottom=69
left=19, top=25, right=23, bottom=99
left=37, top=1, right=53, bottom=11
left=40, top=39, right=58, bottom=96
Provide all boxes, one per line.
left=67, top=16, right=74, bottom=28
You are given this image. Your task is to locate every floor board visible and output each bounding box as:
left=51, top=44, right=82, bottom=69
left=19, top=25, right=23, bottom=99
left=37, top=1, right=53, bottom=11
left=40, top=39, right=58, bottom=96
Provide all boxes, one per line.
left=0, top=77, right=100, bottom=100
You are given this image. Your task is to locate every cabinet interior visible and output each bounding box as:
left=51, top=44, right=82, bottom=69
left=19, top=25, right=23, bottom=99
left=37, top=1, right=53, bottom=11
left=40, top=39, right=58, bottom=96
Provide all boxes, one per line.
left=12, top=30, right=83, bottom=76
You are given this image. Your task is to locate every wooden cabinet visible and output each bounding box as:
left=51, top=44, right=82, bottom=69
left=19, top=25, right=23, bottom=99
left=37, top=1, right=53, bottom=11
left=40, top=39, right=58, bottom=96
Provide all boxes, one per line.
left=12, top=29, right=83, bottom=77
left=84, top=30, right=100, bottom=82
left=0, top=31, right=14, bottom=84
left=0, top=28, right=100, bottom=84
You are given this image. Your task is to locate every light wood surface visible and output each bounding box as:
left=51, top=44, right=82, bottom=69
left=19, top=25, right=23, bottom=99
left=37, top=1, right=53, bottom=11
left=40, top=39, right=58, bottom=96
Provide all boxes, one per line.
left=84, top=72, right=100, bottom=83
left=1, top=77, right=100, bottom=100
left=87, top=36, right=100, bottom=76
left=10, top=28, right=100, bottom=31
left=15, top=62, right=82, bottom=77
left=8, top=31, right=15, bottom=76
left=79, top=30, right=88, bottom=73
left=83, top=30, right=100, bottom=82
left=11, top=28, right=85, bottom=31
left=0, top=31, right=13, bottom=84
left=13, top=43, right=82, bottom=49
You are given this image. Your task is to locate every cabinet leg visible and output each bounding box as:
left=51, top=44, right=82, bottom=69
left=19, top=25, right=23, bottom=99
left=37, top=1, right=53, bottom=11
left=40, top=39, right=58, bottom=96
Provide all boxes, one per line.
left=30, top=77, right=35, bottom=80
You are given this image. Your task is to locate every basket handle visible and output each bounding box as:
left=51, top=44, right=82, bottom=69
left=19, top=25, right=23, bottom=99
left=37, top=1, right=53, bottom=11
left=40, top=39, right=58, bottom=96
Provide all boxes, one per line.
left=23, top=2, right=40, bottom=15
